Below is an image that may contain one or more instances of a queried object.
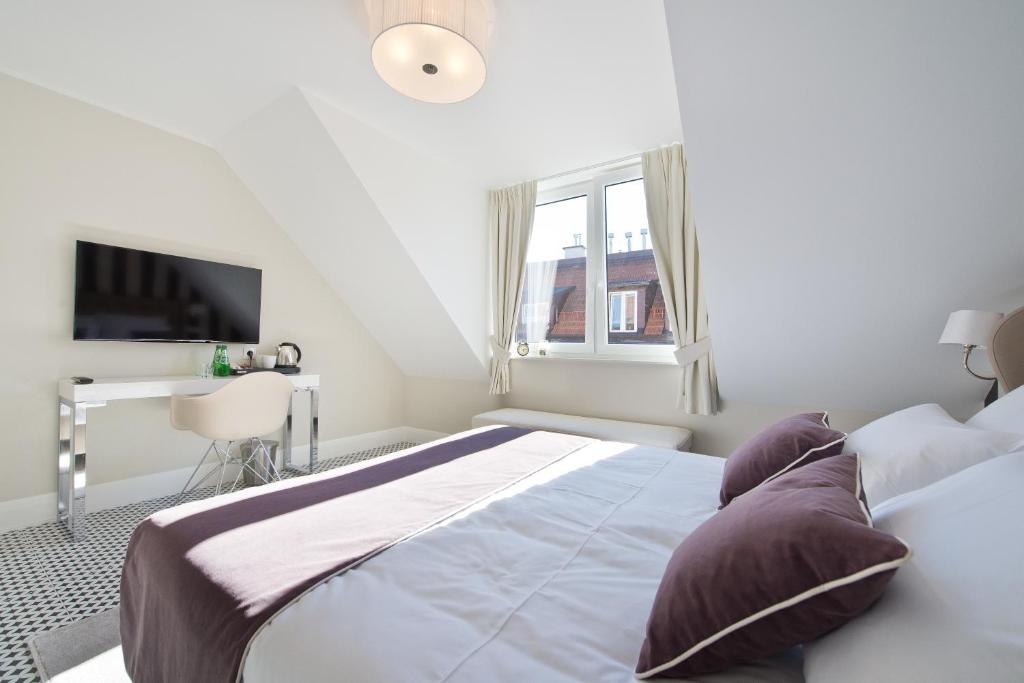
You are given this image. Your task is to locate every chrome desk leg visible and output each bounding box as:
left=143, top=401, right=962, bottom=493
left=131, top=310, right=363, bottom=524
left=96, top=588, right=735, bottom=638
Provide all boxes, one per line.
left=281, top=392, right=297, bottom=473
left=281, top=389, right=318, bottom=476
left=57, top=401, right=72, bottom=524
left=58, top=400, right=104, bottom=542
left=70, top=403, right=98, bottom=540
left=308, top=388, right=319, bottom=475
left=70, top=403, right=90, bottom=542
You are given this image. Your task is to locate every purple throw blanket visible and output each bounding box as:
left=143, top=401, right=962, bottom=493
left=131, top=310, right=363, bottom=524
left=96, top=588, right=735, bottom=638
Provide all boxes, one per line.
left=120, top=427, right=585, bottom=682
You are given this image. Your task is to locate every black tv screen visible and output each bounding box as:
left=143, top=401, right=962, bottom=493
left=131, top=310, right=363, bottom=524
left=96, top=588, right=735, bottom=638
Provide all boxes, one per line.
left=73, top=241, right=262, bottom=343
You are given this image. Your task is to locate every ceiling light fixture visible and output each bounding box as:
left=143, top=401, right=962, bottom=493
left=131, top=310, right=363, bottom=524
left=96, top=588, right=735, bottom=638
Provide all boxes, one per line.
left=367, top=0, right=490, bottom=104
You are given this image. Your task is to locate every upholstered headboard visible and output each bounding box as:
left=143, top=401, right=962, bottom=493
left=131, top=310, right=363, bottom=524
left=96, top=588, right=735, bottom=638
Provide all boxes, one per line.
left=988, top=306, right=1024, bottom=392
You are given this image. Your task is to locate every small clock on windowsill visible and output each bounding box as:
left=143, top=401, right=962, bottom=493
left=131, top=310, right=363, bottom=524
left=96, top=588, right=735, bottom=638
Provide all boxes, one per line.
left=516, top=341, right=530, bottom=357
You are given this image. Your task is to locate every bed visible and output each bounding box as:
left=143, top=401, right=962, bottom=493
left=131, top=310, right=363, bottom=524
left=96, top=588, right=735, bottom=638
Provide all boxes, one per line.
left=242, top=435, right=801, bottom=683
left=120, top=386, right=1024, bottom=683
left=119, top=427, right=801, bottom=682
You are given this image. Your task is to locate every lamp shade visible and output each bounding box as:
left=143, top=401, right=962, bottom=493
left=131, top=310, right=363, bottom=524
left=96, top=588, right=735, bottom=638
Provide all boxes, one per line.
left=938, top=310, right=1004, bottom=348
left=368, top=0, right=489, bottom=103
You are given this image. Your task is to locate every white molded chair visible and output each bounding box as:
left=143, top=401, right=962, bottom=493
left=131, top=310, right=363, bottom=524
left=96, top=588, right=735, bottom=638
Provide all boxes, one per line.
left=172, top=372, right=295, bottom=503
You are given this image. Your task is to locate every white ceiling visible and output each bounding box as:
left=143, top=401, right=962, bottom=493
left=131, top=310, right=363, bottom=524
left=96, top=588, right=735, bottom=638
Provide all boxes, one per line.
left=0, top=0, right=683, bottom=187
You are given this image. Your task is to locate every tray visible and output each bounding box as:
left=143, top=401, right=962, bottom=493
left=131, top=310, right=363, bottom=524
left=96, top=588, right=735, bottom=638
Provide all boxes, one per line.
left=231, top=366, right=301, bottom=375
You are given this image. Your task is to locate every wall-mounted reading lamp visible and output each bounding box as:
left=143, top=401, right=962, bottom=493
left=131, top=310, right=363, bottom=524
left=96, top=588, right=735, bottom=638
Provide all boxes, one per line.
left=939, top=309, right=1004, bottom=404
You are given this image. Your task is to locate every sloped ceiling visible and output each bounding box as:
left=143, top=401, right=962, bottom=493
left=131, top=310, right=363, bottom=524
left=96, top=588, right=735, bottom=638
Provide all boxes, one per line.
left=219, top=89, right=487, bottom=380
left=664, top=0, right=1024, bottom=417
left=0, top=0, right=683, bottom=380
left=304, top=94, right=489, bottom=368
left=0, top=0, right=682, bottom=185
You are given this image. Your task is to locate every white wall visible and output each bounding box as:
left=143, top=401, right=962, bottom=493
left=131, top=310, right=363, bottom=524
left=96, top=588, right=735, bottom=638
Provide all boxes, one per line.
left=505, top=359, right=880, bottom=457
left=663, top=0, right=1024, bottom=418
left=404, top=376, right=500, bottom=436
left=0, top=73, right=407, bottom=503
left=507, top=0, right=1024, bottom=454
left=8, top=0, right=1019, bottom=508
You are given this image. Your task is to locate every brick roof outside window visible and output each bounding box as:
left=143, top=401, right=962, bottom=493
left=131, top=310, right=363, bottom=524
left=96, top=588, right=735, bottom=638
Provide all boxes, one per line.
left=517, top=248, right=674, bottom=346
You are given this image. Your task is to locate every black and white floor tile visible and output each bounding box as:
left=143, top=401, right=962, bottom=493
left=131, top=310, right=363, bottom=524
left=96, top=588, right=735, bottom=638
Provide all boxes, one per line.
left=0, top=442, right=416, bottom=683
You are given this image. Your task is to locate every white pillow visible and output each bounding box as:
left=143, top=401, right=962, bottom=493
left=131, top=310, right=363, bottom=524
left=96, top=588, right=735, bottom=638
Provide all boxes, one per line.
left=966, top=384, right=1024, bottom=434
left=843, top=403, right=1024, bottom=505
left=804, top=450, right=1024, bottom=683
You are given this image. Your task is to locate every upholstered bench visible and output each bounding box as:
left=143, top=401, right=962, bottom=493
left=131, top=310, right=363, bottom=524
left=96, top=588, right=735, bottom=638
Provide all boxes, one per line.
left=470, top=408, right=694, bottom=452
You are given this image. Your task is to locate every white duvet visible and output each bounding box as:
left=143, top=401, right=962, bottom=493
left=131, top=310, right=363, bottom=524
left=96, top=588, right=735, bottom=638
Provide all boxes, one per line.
left=242, top=439, right=803, bottom=683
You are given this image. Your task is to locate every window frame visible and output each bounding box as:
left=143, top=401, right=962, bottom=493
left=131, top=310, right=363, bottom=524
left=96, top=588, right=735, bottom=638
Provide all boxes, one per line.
left=519, top=162, right=675, bottom=363
left=532, top=183, right=595, bottom=355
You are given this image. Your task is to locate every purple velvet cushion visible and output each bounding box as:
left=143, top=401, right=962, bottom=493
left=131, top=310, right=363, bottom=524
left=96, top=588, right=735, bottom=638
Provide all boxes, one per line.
left=719, top=412, right=846, bottom=507
left=636, top=454, right=911, bottom=679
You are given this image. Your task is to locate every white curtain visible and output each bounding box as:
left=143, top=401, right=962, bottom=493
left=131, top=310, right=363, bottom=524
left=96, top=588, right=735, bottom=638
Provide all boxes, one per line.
left=522, top=260, right=557, bottom=342
left=643, top=143, right=719, bottom=414
left=488, top=181, right=537, bottom=395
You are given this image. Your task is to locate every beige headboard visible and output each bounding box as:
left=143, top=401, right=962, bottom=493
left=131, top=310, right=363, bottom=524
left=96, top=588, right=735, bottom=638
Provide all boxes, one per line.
left=988, top=306, right=1024, bottom=392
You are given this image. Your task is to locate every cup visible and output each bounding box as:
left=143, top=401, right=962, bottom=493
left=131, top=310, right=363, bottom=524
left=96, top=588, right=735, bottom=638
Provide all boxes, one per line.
left=257, top=355, right=277, bottom=369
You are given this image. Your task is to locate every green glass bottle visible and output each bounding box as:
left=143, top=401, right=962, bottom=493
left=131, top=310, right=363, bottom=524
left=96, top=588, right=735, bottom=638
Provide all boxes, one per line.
left=212, top=344, right=231, bottom=377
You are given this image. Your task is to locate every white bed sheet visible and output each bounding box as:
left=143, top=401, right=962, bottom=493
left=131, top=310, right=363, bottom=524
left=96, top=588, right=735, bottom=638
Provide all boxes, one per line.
left=243, top=439, right=803, bottom=683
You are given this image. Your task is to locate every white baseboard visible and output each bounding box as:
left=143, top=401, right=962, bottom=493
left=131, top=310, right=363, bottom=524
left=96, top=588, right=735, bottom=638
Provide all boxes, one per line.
left=282, top=426, right=448, bottom=467
left=0, top=426, right=448, bottom=535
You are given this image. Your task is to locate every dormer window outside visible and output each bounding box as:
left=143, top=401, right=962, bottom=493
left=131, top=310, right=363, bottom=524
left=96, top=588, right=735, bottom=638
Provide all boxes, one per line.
left=609, top=290, right=638, bottom=333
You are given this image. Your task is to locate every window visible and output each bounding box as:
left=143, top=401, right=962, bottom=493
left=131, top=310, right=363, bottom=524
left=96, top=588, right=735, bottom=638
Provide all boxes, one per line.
left=603, top=177, right=673, bottom=348
left=516, top=195, right=588, bottom=344
left=515, top=163, right=674, bottom=359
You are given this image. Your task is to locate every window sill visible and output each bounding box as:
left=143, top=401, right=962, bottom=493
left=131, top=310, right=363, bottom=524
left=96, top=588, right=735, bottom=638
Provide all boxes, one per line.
left=511, top=353, right=677, bottom=367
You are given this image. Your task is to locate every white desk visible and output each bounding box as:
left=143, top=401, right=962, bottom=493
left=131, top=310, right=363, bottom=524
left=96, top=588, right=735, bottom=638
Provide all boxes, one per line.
left=57, top=373, right=320, bottom=541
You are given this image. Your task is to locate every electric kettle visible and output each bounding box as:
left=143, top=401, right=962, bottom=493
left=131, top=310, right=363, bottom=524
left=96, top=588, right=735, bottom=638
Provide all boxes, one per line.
left=276, top=342, right=302, bottom=367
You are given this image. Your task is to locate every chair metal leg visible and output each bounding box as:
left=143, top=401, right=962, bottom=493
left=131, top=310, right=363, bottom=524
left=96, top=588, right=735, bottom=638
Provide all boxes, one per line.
left=180, top=461, right=223, bottom=498
left=243, top=438, right=273, bottom=485
left=227, top=438, right=281, bottom=493
left=215, top=441, right=232, bottom=495
left=177, top=441, right=238, bottom=504
left=179, top=437, right=285, bottom=502
left=176, top=442, right=217, bottom=505
left=229, top=442, right=256, bottom=493
left=236, top=461, right=267, bottom=488
left=232, top=440, right=269, bottom=493
left=256, top=438, right=283, bottom=483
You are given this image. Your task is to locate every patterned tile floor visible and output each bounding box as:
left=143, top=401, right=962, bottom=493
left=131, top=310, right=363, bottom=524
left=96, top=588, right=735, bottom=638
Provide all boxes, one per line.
left=0, top=442, right=416, bottom=683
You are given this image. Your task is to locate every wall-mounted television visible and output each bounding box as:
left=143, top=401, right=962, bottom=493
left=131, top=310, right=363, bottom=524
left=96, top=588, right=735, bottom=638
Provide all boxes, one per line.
left=73, top=240, right=262, bottom=343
